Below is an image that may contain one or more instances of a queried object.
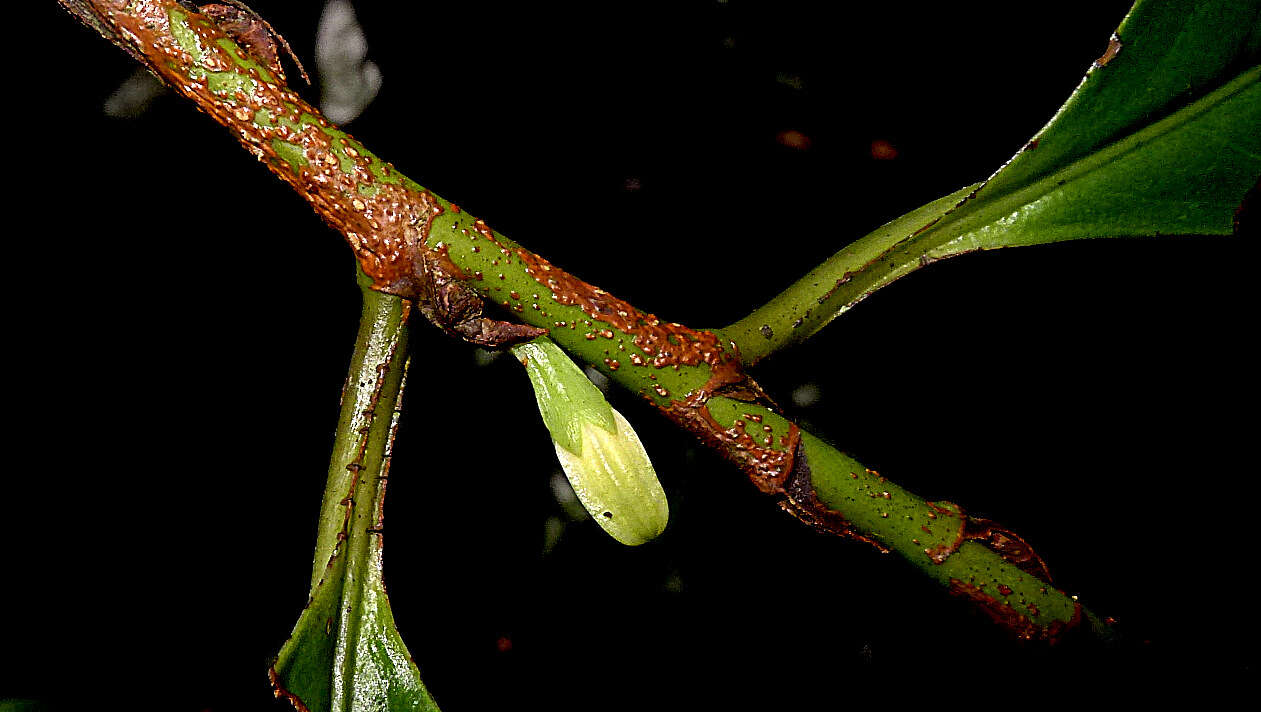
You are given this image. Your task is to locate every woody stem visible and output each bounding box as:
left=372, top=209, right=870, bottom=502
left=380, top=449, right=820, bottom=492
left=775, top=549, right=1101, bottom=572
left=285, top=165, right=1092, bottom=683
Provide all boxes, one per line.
left=65, top=0, right=1111, bottom=642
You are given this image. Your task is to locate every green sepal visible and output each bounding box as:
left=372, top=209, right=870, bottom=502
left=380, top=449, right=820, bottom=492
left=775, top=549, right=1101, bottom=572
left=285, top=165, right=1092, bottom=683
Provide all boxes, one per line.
left=512, top=338, right=617, bottom=456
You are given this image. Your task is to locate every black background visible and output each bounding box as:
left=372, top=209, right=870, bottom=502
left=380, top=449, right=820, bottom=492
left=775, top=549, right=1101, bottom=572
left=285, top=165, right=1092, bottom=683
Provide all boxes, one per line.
left=8, top=1, right=1258, bottom=709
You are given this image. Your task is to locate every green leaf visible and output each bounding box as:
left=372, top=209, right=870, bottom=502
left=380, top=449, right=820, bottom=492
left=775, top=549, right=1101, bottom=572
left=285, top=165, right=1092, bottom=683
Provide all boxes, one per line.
left=270, top=268, right=439, bottom=712
left=939, top=0, right=1260, bottom=250
left=919, top=64, right=1259, bottom=256
left=726, top=0, right=1261, bottom=361
left=982, top=0, right=1260, bottom=199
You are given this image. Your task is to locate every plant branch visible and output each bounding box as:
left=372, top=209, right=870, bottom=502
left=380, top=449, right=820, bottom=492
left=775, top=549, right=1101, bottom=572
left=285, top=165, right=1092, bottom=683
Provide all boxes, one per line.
left=63, top=0, right=1110, bottom=642
left=305, top=268, right=410, bottom=595
left=719, top=184, right=978, bottom=364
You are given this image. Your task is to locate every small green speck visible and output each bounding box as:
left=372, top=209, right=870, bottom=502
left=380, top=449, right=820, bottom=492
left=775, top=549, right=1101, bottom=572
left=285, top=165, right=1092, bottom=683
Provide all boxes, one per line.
left=368, top=160, right=400, bottom=185
left=207, top=71, right=254, bottom=97
left=167, top=9, right=202, bottom=61
left=271, top=139, right=308, bottom=170
left=214, top=37, right=276, bottom=83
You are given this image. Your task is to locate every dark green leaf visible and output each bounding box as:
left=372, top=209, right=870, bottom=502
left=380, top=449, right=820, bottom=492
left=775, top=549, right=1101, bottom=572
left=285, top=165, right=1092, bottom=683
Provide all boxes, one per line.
left=984, top=0, right=1260, bottom=197
left=926, top=64, right=1258, bottom=252
left=948, top=0, right=1261, bottom=248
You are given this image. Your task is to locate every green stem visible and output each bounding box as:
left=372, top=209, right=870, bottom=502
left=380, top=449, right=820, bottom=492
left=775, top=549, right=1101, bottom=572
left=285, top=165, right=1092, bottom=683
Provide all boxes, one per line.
left=307, top=267, right=411, bottom=594
left=720, top=185, right=977, bottom=364
left=429, top=224, right=1102, bottom=638
left=65, top=0, right=1110, bottom=643
left=706, top=397, right=1110, bottom=641
left=271, top=266, right=439, bottom=712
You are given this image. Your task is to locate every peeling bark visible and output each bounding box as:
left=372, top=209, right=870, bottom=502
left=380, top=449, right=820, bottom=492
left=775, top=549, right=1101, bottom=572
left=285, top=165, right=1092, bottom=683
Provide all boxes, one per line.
left=949, top=578, right=1082, bottom=644
left=780, top=440, right=889, bottom=552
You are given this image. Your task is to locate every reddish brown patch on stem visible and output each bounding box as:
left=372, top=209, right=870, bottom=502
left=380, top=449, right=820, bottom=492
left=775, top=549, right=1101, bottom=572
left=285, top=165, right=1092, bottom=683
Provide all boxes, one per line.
left=923, top=501, right=965, bottom=563
left=963, top=516, right=1053, bottom=582
left=100, top=1, right=424, bottom=287
left=670, top=398, right=798, bottom=494
left=816, top=272, right=854, bottom=305
left=95, top=0, right=541, bottom=347
left=781, top=439, right=888, bottom=552
left=515, top=248, right=730, bottom=371
left=473, top=219, right=510, bottom=250
left=949, top=579, right=1082, bottom=643
left=921, top=501, right=1052, bottom=583
left=432, top=243, right=467, bottom=281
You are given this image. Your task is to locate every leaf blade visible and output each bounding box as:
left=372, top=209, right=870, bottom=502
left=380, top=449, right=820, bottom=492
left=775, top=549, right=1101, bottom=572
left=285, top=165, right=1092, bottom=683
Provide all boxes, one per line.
left=982, top=0, right=1261, bottom=198
left=934, top=64, right=1261, bottom=254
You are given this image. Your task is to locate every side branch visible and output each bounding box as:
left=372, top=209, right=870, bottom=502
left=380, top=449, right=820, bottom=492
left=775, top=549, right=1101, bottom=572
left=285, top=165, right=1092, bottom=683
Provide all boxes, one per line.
left=719, top=185, right=976, bottom=364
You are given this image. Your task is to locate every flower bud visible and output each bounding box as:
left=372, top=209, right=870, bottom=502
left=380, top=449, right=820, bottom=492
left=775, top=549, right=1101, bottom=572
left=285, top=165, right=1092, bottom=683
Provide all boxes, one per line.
left=513, top=339, right=668, bottom=545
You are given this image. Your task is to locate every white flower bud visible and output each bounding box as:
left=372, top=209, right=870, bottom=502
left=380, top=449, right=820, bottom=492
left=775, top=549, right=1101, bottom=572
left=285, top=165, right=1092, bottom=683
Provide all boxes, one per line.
left=551, top=408, right=668, bottom=546
left=513, top=339, right=668, bottom=546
